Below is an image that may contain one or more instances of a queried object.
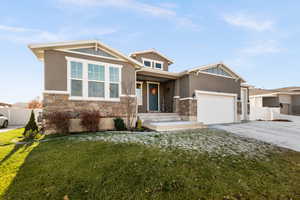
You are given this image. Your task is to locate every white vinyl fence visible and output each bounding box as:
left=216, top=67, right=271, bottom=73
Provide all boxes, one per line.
left=250, top=106, right=280, bottom=121
left=0, top=108, right=42, bottom=126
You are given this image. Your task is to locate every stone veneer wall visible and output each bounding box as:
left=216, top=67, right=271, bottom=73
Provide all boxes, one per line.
left=43, top=93, right=137, bottom=133
left=177, top=98, right=197, bottom=121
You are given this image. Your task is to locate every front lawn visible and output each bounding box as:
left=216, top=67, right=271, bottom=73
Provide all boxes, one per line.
left=0, top=129, right=300, bottom=199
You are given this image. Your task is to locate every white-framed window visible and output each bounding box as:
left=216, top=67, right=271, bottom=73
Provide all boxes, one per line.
left=88, top=64, right=105, bottom=98
left=142, top=58, right=152, bottom=68
left=142, top=58, right=163, bottom=70
left=136, top=81, right=143, bottom=106
left=70, top=61, right=83, bottom=97
left=154, top=61, right=163, bottom=70
left=109, top=66, right=120, bottom=98
left=66, top=57, right=122, bottom=101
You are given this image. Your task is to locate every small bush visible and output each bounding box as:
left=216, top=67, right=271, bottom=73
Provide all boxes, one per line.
left=23, top=130, right=41, bottom=140
left=136, top=119, right=143, bottom=131
left=45, top=111, right=71, bottom=134
left=114, top=117, right=126, bottom=131
left=23, top=110, right=39, bottom=138
left=80, top=110, right=101, bottom=132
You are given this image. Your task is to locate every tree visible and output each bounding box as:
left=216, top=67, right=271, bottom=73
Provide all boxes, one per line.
left=23, top=110, right=39, bottom=137
left=122, top=80, right=137, bottom=129
left=28, top=98, right=42, bottom=109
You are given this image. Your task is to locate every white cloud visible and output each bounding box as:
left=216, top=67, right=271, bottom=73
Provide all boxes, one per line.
left=241, top=40, right=283, bottom=56
left=223, top=13, right=274, bottom=31
left=59, top=0, right=199, bottom=30
left=0, top=24, right=117, bottom=44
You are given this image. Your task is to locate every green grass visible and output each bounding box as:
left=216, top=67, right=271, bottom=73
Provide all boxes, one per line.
left=0, top=128, right=24, bottom=145
left=0, top=129, right=300, bottom=199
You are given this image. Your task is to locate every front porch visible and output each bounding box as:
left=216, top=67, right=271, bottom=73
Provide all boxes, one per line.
left=137, top=112, right=205, bottom=131
left=136, top=69, right=178, bottom=113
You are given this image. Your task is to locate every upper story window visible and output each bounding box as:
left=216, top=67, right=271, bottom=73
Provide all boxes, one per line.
left=142, top=58, right=163, bottom=70
left=67, top=57, right=122, bottom=101
left=202, top=66, right=233, bottom=78
left=143, top=59, right=151, bottom=67
left=154, top=62, right=162, bottom=69
left=70, top=48, right=117, bottom=59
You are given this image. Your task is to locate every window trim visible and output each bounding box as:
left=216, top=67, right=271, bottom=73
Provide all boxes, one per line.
left=70, top=61, right=83, bottom=97
left=142, top=58, right=152, bottom=68
left=66, top=56, right=122, bottom=101
left=136, top=81, right=143, bottom=106
left=109, top=66, right=121, bottom=99
left=154, top=61, right=163, bottom=70
left=88, top=63, right=105, bottom=98
left=141, top=58, right=164, bottom=70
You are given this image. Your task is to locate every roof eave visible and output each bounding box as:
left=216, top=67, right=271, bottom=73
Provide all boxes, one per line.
left=28, top=40, right=143, bottom=67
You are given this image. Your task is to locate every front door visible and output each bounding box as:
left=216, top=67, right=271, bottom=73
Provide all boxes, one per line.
left=148, top=83, right=159, bottom=111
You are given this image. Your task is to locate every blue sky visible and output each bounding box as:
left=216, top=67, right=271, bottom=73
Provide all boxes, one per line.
left=0, top=0, right=299, bottom=103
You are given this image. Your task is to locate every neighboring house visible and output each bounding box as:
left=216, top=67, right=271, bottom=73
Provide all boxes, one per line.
left=12, top=102, right=29, bottom=108
left=29, top=40, right=249, bottom=131
left=250, top=87, right=300, bottom=115
left=0, top=102, right=11, bottom=108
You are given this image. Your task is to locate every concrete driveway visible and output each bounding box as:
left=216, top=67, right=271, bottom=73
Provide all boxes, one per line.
left=213, top=121, right=300, bottom=152
left=0, top=125, right=22, bottom=133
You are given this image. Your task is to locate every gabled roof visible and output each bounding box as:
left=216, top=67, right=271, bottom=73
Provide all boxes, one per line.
left=28, top=40, right=143, bottom=68
left=182, top=62, right=246, bottom=83
left=130, top=49, right=174, bottom=64
left=250, top=87, right=300, bottom=96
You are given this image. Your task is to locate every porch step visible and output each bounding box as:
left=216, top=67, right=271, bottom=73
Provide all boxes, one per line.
left=143, top=121, right=207, bottom=132
left=138, top=113, right=182, bottom=122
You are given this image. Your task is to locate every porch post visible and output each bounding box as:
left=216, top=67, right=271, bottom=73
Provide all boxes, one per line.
left=173, top=79, right=180, bottom=113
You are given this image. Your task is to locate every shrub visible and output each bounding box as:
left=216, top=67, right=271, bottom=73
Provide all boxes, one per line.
left=80, top=110, right=101, bottom=132
left=114, top=117, right=126, bottom=131
left=136, top=119, right=143, bottom=131
left=23, top=130, right=40, bottom=140
left=45, top=111, right=71, bottom=134
left=23, top=110, right=39, bottom=138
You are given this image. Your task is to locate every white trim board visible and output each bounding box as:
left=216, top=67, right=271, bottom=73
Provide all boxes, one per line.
left=66, top=56, right=122, bottom=102
left=195, top=90, right=237, bottom=97
left=59, top=49, right=126, bottom=62
left=43, top=90, right=69, bottom=94
left=141, top=58, right=164, bottom=70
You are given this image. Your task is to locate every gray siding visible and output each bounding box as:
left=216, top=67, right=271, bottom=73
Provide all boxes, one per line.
left=44, top=50, right=136, bottom=95
left=179, top=72, right=241, bottom=98
left=132, top=52, right=170, bottom=71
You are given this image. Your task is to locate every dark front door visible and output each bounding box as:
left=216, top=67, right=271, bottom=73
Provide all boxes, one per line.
left=148, top=83, right=159, bottom=111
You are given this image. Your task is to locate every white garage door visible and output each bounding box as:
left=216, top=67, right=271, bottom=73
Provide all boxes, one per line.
left=196, top=91, right=236, bottom=124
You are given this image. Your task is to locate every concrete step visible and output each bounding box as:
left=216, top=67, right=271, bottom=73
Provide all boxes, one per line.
left=143, top=121, right=207, bottom=132
left=138, top=113, right=181, bottom=122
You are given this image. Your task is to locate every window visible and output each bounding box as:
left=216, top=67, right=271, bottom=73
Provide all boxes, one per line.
left=142, top=58, right=163, bottom=70
left=109, top=67, right=120, bottom=98
left=136, top=82, right=143, bottom=105
left=154, top=62, right=162, bottom=70
left=143, top=60, right=151, bottom=67
left=70, top=61, right=83, bottom=96
left=70, top=48, right=117, bottom=58
left=88, top=64, right=105, bottom=97
left=67, top=57, right=122, bottom=101
left=202, top=66, right=232, bottom=77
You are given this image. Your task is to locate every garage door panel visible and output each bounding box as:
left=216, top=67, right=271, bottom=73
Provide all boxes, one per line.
left=197, top=93, right=235, bottom=124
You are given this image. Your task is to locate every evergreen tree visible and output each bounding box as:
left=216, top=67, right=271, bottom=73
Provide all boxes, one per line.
left=23, top=110, right=38, bottom=136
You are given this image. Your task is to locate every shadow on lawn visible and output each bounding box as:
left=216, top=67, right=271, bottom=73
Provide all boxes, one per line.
left=0, top=141, right=34, bottom=166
